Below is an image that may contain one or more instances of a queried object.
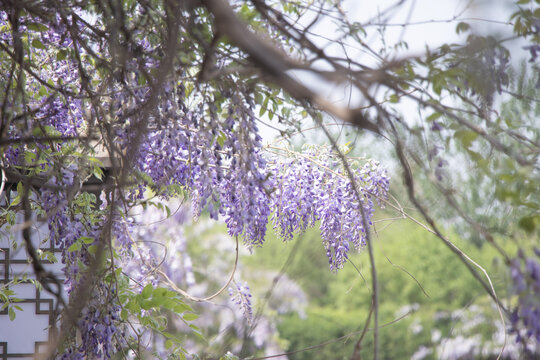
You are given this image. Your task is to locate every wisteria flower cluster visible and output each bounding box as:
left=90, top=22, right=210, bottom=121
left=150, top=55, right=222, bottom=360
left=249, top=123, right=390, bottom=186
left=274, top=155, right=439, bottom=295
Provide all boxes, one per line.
left=0, top=4, right=390, bottom=359
left=268, top=145, right=390, bottom=271
left=130, top=89, right=272, bottom=249
left=40, top=176, right=125, bottom=357
left=229, top=281, right=254, bottom=325
left=509, top=248, right=540, bottom=348
left=0, top=14, right=128, bottom=357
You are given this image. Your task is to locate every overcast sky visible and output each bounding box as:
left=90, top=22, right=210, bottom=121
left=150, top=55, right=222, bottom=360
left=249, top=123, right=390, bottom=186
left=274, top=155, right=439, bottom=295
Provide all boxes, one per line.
left=260, top=0, right=518, bottom=145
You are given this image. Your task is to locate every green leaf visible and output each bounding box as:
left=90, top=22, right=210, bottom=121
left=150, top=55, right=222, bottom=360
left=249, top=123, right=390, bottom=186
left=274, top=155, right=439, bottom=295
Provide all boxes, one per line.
left=87, top=156, right=105, bottom=166
left=92, top=166, right=104, bottom=181
left=254, top=92, right=263, bottom=104
left=81, top=236, right=95, bottom=244
left=120, top=309, right=128, bottom=321
left=162, top=331, right=176, bottom=339
left=24, top=151, right=37, bottom=164
left=456, top=22, right=470, bottom=34
left=173, top=303, right=191, bottom=313
left=455, top=130, right=478, bottom=149
left=141, top=300, right=154, bottom=310
left=142, top=284, right=153, bottom=299
left=37, top=85, right=48, bottom=97
left=183, top=313, right=199, bottom=321
left=67, top=242, right=81, bottom=252
left=8, top=306, right=16, bottom=321
left=518, top=216, right=538, bottom=233
left=426, top=112, right=442, bottom=122
left=153, top=287, right=170, bottom=297
left=125, top=300, right=140, bottom=313
left=27, top=23, right=48, bottom=32
left=189, top=324, right=205, bottom=340
left=217, top=132, right=226, bottom=148
left=56, top=49, right=68, bottom=61
left=10, top=195, right=21, bottom=207
left=152, top=295, right=168, bottom=307
left=31, top=39, right=46, bottom=50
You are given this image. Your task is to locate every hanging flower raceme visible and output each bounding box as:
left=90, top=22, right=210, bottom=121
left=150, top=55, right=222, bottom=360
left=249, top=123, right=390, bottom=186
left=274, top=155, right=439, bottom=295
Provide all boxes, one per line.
left=509, top=248, right=540, bottom=346
left=229, top=281, right=254, bottom=325
left=268, top=145, right=390, bottom=271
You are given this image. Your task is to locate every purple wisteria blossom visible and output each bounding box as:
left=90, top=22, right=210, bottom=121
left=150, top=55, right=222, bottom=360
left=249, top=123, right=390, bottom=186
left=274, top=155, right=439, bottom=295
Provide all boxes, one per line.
left=509, top=249, right=540, bottom=352
left=268, top=146, right=390, bottom=271
left=40, top=175, right=124, bottom=357
left=0, top=5, right=393, bottom=358
left=229, top=281, right=254, bottom=325
left=127, top=87, right=272, bottom=248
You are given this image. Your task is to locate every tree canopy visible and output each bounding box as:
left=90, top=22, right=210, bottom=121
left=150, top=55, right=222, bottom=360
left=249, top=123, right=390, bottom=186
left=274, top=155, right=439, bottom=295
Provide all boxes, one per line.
left=0, top=0, right=539, bottom=359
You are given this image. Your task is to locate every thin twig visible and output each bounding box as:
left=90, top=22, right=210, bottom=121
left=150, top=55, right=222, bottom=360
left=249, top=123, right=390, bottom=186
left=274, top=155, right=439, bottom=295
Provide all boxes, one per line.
left=158, top=235, right=239, bottom=303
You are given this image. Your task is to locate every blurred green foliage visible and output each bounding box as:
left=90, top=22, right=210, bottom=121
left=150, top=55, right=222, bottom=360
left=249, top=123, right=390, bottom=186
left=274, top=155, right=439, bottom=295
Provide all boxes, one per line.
left=245, top=215, right=517, bottom=359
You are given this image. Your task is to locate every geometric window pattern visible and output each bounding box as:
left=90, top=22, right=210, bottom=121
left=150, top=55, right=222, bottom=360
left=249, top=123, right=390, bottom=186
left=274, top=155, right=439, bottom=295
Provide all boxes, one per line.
left=0, top=187, right=64, bottom=360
